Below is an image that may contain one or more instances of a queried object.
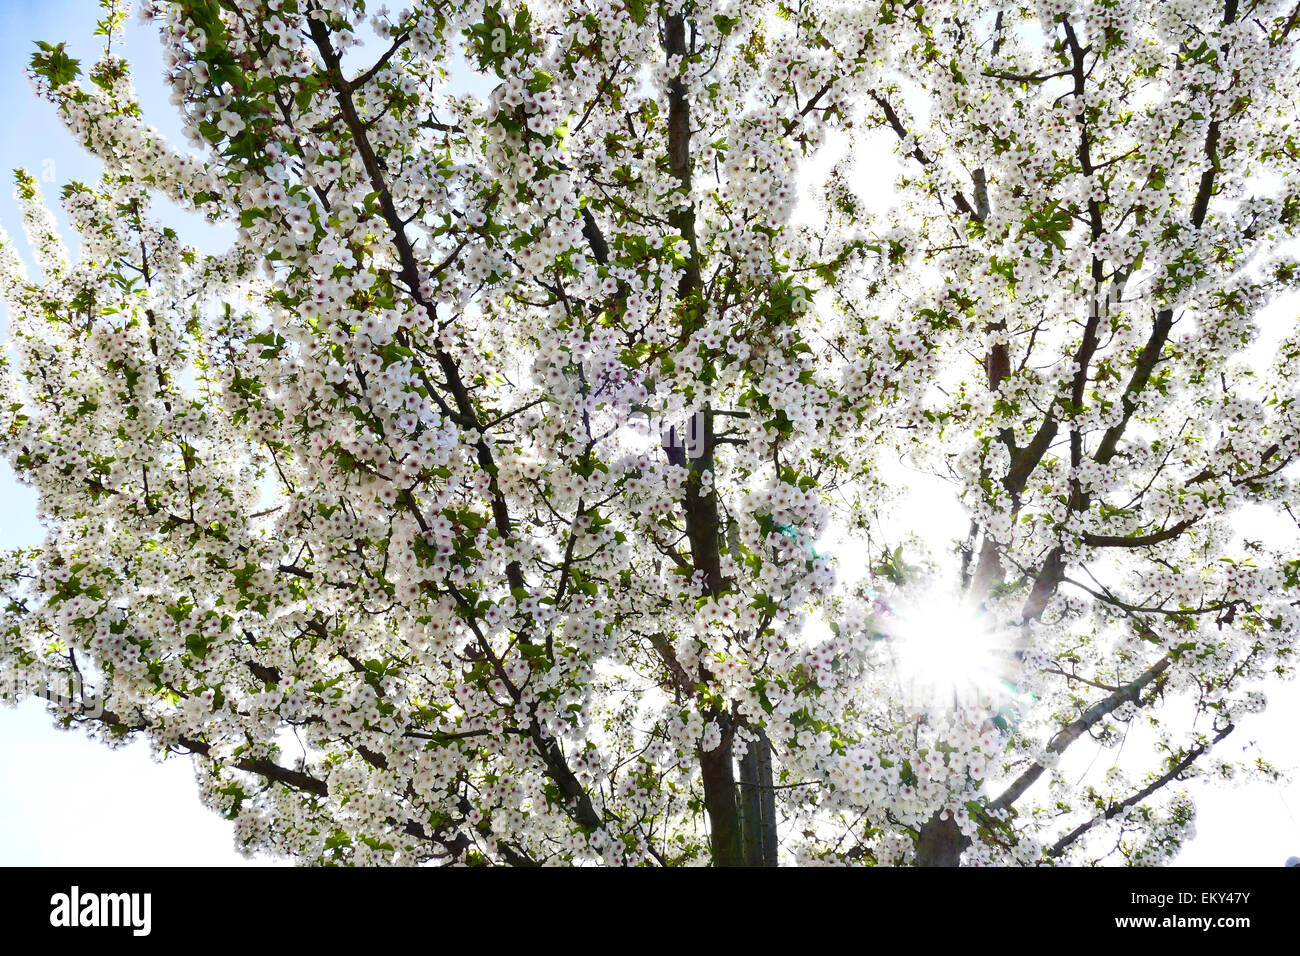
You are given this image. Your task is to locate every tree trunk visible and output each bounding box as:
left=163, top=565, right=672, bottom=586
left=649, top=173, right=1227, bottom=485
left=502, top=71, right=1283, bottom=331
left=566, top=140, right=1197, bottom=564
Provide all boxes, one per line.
left=699, top=710, right=743, bottom=866
left=916, top=811, right=968, bottom=867
left=738, top=729, right=779, bottom=865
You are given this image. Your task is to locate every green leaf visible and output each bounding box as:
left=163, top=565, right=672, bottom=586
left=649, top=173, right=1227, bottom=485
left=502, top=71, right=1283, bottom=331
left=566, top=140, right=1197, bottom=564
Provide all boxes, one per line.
left=31, top=42, right=81, bottom=88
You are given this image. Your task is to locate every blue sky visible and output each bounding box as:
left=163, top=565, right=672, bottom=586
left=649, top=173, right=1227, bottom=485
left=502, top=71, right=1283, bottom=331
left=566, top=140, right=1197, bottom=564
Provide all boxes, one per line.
left=0, top=0, right=1297, bottom=866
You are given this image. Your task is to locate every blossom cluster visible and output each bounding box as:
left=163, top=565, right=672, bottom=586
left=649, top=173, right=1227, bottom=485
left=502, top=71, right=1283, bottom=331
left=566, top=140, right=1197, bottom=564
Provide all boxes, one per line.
left=1, top=0, right=1296, bottom=866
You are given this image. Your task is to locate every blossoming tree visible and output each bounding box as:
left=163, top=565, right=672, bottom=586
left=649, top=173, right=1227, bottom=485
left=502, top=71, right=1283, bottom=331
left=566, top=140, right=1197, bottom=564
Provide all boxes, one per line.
left=2, top=0, right=1298, bottom=866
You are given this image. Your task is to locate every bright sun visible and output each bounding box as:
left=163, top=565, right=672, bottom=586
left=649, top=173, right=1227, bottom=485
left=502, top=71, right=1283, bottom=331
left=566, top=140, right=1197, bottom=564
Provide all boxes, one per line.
left=883, top=597, right=1016, bottom=713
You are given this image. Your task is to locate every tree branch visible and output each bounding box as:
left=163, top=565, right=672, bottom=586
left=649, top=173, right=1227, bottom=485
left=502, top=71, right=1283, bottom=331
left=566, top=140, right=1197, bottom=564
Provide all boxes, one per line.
left=1045, top=723, right=1234, bottom=857
left=990, top=653, right=1175, bottom=812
